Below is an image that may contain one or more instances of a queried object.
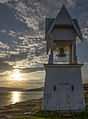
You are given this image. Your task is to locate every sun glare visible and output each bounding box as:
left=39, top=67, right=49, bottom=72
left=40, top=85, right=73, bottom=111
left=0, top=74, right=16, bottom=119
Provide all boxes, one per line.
left=10, top=69, right=22, bottom=81
left=11, top=91, right=20, bottom=104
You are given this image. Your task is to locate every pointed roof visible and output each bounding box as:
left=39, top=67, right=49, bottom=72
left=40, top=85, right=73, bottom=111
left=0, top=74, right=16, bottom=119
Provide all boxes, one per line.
left=45, top=5, right=82, bottom=40
left=55, top=4, right=73, bottom=25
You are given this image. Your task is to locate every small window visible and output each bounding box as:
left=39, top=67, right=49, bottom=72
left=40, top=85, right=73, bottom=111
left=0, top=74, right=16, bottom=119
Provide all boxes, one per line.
left=54, top=85, right=56, bottom=91
left=72, top=85, right=74, bottom=91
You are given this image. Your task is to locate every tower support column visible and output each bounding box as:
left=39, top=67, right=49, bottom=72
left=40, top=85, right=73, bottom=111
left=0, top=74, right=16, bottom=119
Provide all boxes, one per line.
left=68, top=44, right=72, bottom=64
left=72, top=40, right=77, bottom=64
left=48, top=36, right=53, bottom=64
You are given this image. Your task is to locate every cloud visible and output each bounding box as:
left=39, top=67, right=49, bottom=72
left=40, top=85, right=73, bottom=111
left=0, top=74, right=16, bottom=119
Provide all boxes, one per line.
left=0, top=0, right=88, bottom=88
left=20, top=67, right=44, bottom=74
left=8, top=30, right=17, bottom=37
left=27, top=81, right=44, bottom=85
left=0, top=58, right=13, bottom=72
left=8, top=51, right=28, bottom=62
left=4, top=0, right=88, bottom=69
left=3, top=0, right=74, bottom=37
left=81, top=28, right=88, bottom=41
left=0, top=80, right=8, bottom=83
left=0, top=42, right=9, bottom=49
left=0, top=0, right=10, bottom=3
left=1, top=29, right=6, bottom=33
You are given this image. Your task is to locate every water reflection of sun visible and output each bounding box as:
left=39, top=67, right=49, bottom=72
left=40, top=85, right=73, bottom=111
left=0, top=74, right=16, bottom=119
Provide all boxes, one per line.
left=11, top=91, right=21, bottom=104
left=10, top=69, right=22, bottom=81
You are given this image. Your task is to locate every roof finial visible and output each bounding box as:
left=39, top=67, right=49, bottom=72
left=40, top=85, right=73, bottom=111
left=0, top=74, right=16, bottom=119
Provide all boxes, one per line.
left=62, top=4, right=67, bottom=9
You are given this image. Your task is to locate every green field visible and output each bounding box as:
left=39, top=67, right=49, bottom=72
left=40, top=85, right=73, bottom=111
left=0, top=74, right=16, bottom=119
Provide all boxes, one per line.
left=0, top=89, right=88, bottom=119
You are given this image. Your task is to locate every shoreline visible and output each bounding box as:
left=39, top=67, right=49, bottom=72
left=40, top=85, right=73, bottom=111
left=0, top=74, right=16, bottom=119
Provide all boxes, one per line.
left=0, top=89, right=88, bottom=119
left=0, top=98, right=42, bottom=119
left=0, top=91, right=43, bottom=108
left=0, top=95, right=88, bottom=119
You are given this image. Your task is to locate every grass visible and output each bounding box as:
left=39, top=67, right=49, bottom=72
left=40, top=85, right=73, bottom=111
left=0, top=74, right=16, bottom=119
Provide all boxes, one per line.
left=0, top=89, right=88, bottom=119
left=11, top=116, right=69, bottom=119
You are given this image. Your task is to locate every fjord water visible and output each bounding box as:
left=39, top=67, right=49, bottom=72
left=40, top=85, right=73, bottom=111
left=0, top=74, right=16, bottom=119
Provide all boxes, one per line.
left=0, top=91, right=43, bottom=107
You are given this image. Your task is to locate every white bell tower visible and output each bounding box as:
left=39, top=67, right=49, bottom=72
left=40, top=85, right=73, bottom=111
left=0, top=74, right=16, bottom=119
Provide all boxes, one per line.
left=42, top=5, right=85, bottom=111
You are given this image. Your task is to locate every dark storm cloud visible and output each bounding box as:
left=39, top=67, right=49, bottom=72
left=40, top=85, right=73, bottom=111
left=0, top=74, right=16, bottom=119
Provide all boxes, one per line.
left=20, top=67, right=44, bottom=73
left=0, top=58, right=13, bottom=72
left=0, top=51, right=28, bottom=62
left=0, top=51, right=28, bottom=73
left=8, top=52, right=28, bottom=62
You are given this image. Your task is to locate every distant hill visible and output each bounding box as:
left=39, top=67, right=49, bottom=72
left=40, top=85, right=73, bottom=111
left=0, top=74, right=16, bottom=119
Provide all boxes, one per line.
left=26, top=87, right=44, bottom=92
left=0, top=87, right=25, bottom=91
left=0, top=87, right=44, bottom=92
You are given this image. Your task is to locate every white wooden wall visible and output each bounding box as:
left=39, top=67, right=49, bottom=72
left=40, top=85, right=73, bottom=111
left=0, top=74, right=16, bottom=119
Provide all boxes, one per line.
left=42, top=64, right=85, bottom=111
left=52, top=27, right=76, bottom=41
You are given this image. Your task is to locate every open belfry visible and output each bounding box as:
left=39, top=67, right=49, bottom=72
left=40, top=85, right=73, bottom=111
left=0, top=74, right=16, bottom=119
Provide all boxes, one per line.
left=42, top=5, right=85, bottom=111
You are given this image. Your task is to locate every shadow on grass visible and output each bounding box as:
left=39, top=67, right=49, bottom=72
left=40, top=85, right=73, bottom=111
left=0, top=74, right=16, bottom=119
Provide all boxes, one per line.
left=34, top=109, right=88, bottom=119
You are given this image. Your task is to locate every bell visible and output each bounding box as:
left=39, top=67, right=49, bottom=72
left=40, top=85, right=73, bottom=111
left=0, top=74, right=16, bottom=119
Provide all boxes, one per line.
left=56, top=48, right=66, bottom=57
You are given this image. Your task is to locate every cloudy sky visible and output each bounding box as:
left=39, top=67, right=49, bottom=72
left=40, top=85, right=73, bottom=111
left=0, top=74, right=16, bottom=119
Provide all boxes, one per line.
left=0, top=0, right=88, bottom=89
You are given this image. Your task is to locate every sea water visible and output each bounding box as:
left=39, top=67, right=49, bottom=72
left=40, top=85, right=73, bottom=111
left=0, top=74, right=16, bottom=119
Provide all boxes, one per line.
left=0, top=91, right=43, bottom=107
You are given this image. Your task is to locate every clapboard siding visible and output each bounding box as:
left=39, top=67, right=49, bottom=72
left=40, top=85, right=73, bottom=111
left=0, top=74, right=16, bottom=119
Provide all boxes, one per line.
left=52, top=27, right=76, bottom=41
left=42, top=64, right=85, bottom=110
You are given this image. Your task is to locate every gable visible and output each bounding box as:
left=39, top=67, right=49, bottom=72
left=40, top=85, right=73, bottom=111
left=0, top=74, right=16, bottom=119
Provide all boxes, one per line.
left=55, top=6, right=72, bottom=26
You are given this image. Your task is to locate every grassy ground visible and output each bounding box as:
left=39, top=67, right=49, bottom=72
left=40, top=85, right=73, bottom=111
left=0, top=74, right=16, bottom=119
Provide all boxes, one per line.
left=0, top=90, right=88, bottom=119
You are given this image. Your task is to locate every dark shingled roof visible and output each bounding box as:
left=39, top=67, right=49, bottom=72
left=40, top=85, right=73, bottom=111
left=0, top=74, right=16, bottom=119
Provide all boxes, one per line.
left=45, top=18, right=55, bottom=36
left=72, top=19, right=82, bottom=38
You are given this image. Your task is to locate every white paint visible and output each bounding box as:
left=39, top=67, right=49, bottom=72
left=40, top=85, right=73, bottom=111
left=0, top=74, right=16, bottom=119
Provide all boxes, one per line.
left=46, top=5, right=82, bottom=54
left=52, top=27, right=76, bottom=41
left=68, top=44, right=72, bottom=64
left=43, top=5, right=85, bottom=111
left=42, top=64, right=85, bottom=111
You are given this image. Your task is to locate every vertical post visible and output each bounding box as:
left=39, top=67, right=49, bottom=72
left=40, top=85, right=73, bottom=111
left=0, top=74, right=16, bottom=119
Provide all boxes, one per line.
left=68, top=44, right=72, bottom=64
left=51, top=38, right=53, bottom=63
left=48, top=35, right=53, bottom=64
left=72, top=40, right=77, bottom=64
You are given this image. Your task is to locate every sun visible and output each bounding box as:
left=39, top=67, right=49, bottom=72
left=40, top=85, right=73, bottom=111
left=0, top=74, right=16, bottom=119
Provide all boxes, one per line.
left=10, top=69, right=22, bottom=81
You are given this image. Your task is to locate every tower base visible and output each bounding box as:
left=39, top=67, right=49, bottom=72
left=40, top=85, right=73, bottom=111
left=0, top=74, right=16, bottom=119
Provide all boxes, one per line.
left=42, top=64, right=85, bottom=111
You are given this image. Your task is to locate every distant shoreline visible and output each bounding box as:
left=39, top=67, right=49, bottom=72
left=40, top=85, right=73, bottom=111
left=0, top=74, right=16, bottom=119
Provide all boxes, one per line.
left=26, top=87, right=44, bottom=92
left=0, top=87, right=44, bottom=92
left=0, top=84, right=88, bottom=92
